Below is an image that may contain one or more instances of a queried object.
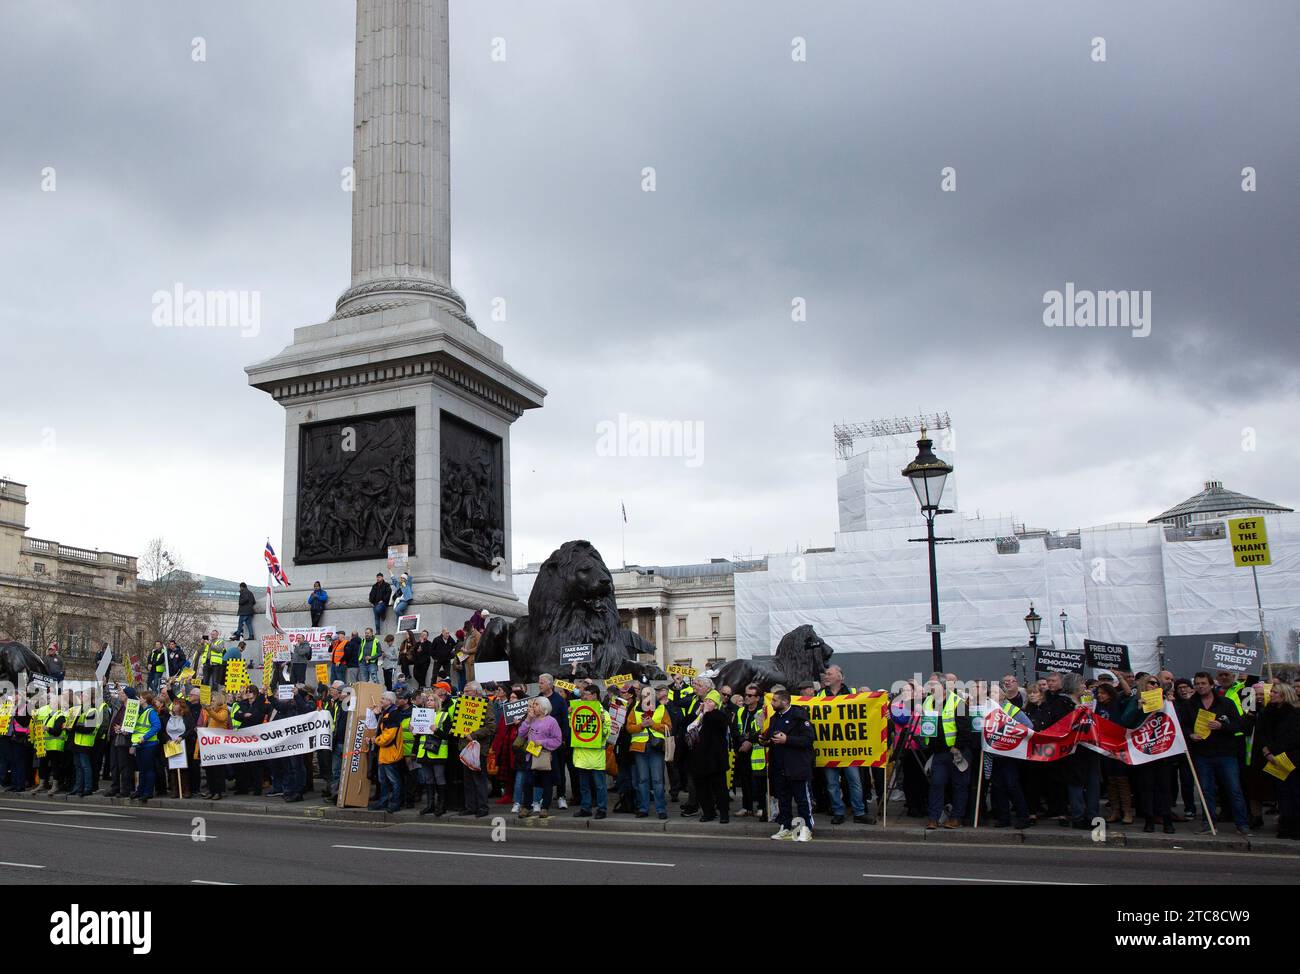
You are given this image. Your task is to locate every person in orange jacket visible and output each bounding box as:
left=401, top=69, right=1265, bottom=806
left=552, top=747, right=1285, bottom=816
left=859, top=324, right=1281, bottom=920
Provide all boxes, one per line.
left=368, top=691, right=404, bottom=812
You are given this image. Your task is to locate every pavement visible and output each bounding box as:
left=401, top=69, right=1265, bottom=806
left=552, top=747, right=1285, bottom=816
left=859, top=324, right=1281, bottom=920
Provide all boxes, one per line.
left=1, top=788, right=1297, bottom=883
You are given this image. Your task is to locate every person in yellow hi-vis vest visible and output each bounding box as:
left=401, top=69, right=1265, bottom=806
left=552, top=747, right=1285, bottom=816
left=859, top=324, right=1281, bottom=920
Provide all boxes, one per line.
left=627, top=686, right=671, bottom=820
left=69, top=692, right=97, bottom=796
left=733, top=683, right=768, bottom=820
left=570, top=683, right=611, bottom=819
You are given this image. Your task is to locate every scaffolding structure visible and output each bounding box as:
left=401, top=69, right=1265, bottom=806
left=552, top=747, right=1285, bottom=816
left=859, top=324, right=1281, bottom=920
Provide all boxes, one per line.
left=832, top=412, right=951, bottom=459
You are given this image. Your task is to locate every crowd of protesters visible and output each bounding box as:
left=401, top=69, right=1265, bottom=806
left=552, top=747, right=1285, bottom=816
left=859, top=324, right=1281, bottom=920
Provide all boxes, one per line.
left=3, top=638, right=1298, bottom=844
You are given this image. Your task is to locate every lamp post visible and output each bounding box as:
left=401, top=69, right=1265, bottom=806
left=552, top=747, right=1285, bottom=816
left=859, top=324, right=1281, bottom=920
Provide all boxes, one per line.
left=1024, top=602, right=1042, bottom=683
left=1059, top=610, right=1068, bottom=658
left=903, top=429, right=954, bottom=675
left=711, top=628, right=719, bottom=660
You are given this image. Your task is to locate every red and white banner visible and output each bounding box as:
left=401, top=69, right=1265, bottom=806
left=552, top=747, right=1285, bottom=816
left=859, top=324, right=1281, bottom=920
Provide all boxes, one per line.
left=1085, top=704, right=1188, bottom=766
left=982, top=704, right=1186, bottom=765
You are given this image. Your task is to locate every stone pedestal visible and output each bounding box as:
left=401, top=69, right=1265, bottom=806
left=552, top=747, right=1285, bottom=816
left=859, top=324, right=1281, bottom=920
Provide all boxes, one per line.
left=246, top=300, right=544, bottom=636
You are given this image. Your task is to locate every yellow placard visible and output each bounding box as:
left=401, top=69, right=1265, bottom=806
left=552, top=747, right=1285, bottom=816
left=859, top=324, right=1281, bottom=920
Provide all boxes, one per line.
left=525, top=739, right=542, bottom=757
left=667, top=664, right=697, bottom=679
left=176, top=668, right=196, bottom=681
left=0, top=701, right=12, bottom=735
left=450, top=696, right=487, bottom=737
left=163, top=740, right=184, bottom=759
left=791, top=692, right=890, bottom=768
left=554, top=679, right=578, bottom=693
left=225, top=659, right=250, bottom=693
left=1140, top=688, right=1164, bottom=713
left=261, top=650, right=275, bottom=689
left=1229, top=516, right=1270, bottom=567
left=199, top=685, right=212, bottom=706
left=315, top=664, right=330, bottom=686
left=32, top=720, right=46, bottom=758
left=605, top=674, right=633, bottom=688
left=1264, top=752, right=1295, bottom=782
left=1193, top=708, right=1217, bottom=737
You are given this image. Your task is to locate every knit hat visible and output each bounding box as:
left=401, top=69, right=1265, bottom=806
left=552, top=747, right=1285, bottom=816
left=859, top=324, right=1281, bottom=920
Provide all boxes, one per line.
left=123, top=687, right=138, bottom=700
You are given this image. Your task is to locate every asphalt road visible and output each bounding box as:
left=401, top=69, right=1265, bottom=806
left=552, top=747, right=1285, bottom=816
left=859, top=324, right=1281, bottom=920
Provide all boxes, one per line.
left=0, top=797, right=1296, bottom=885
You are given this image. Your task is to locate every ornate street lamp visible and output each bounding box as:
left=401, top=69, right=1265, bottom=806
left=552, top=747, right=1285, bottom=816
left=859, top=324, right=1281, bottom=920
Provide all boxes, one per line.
left=1059, top=610, right=1069, bottom=657
left=903, top=429, right=954, bottom=674
left=1023, top=603, right=1042, bottom=683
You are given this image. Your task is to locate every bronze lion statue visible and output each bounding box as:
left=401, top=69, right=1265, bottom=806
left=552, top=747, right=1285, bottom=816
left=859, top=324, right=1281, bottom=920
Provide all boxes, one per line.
left=711, top=624, right=834, bottom=694
left=0, top=640, right=50, bottom=690
left=476, top=540, right=665, bottom=683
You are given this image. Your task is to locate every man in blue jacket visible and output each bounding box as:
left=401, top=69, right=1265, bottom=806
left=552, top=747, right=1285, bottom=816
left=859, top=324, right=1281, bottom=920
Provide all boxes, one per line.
left=762, top=686, right=816, bottom=841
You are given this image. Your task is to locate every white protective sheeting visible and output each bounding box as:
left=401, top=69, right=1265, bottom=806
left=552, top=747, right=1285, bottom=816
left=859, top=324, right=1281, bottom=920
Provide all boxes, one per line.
left=838, top=430, right=959, bottom=534
left=1162, top=514, right=1300, bottom=660
left=734, top=567, right=773, bottom=657
left=1078, top=525, right=1169, bottom=673
left=745, top=540, right=1052, bottom=658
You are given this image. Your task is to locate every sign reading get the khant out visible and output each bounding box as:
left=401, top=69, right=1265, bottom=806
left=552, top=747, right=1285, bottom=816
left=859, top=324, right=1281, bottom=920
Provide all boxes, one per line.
left=791, top=692, right=889, bottom=768
left=1228, top=516, right=1270, bottom=567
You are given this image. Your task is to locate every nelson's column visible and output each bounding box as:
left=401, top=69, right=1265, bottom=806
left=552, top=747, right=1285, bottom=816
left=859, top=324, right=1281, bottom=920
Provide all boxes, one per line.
left=246, top=0, right=545, bottom=635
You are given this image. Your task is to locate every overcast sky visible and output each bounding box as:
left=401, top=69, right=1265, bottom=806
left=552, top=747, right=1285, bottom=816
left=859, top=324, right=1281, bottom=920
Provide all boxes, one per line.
left=1, top=0, right=1297, bottom=583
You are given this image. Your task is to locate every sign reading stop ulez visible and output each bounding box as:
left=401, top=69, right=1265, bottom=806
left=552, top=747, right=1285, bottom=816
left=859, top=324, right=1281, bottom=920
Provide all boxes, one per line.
left=1229, top=517, right=1270, bottom=567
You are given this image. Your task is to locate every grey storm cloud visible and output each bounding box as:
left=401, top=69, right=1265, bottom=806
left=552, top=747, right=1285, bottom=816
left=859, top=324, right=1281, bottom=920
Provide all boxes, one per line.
left=0, top=0, right=1296, bottom=579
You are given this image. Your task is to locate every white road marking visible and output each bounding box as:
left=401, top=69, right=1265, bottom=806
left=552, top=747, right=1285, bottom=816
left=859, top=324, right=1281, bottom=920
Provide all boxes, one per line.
left=0, top=818, right=212, bottom=839
left=14, top=809, right=130, bottom=818
left=0, top=861, right=45, bottom=869
left=862, top=872, right=1090, bottom=885
left=333, top=843, right=675, bottom=868
left=191, top=880, right=237, bottom=885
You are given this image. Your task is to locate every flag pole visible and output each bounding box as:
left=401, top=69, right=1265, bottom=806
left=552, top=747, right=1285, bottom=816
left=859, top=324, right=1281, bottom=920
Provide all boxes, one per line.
left=973, top=753, right=985, bottom=828
left=1186, top=755, right=1216, bottom=836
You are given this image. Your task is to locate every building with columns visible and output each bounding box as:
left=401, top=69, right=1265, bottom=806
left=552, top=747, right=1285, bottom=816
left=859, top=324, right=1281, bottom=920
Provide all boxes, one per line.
left=0, top=478, right=142, bottom=670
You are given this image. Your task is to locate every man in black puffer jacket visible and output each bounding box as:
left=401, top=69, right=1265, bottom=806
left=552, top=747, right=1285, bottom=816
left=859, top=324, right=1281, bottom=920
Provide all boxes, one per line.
left=762, top=687, right=816, bottom=840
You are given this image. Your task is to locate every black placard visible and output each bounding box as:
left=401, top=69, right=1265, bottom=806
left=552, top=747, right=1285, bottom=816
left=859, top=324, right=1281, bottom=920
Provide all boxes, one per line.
left=560, top=643, right=593, bottom=665
left=1035, top=644, right=1085, bottom=675
left=1084, top=639, right=1130, bottom=672
left=1201, top=641, right=1262, bottom=676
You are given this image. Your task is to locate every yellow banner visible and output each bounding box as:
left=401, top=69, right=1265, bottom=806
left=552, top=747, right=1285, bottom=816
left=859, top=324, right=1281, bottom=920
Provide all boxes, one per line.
left=605, top=674, right=633, bottom=688
left=1229, top=516, right=1270, bottom=567
left=792, top=692, right=890, bottom=768
left=667, top=665, right=697, bottom=678
left=554, top=679, right=578, bottom=692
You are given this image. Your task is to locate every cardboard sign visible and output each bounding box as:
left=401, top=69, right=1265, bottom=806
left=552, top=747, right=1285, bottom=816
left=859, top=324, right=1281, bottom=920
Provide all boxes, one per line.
left=560, top=644, right=593, bottom=665
left=1140, top=688, right=1165, bottom=713
left=667, top=664, right=697, bottom=679
left=605, top=674, right=633, bottom=688
left=791, top=692, right=890, bottom=768
left=338, top=682, right=384, bottom=808
left=276, top=685, right=294, bottom=701
left=1228, top=516, right=1270, bottom=567
left=554, top=679, right=578, bottom=693
left=504, top=699, right=529, bottom=725
left=397, top=614, right=420, bottom=633
left=1193, top=709, right=1217, bottom=738
left=121, top=699, right=140, bottom=734
left=451, top=696, right=487, bottom=737
left=1084, top=640, right=1130, bottom=672
left=1201, top=641, right=1261, bottom=676
left=1034, top=644, right=1085, bottom=675
left=163, top=740, right=184, bottom=759
left=262, top=633, right=292, bottom=663
left=410, top=707, right=436, bottom=736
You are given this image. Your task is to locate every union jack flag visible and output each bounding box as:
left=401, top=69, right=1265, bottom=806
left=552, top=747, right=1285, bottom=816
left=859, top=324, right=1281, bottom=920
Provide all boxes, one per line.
left=264, top=542, right=290, bottom=587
